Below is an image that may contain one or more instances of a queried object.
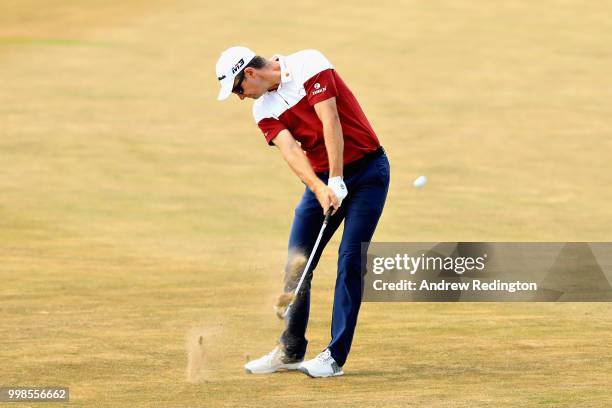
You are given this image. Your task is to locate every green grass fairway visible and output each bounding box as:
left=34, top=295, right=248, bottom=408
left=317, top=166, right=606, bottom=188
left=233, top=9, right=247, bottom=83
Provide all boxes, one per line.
left=1, top=1, right=611, bottom=407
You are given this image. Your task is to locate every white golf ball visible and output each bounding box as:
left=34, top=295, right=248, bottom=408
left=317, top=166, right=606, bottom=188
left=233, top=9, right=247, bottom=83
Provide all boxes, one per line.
left=413, top=175, right=427, bottom=188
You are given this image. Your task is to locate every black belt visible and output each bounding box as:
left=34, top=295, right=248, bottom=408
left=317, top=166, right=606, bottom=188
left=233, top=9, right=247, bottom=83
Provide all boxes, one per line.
left=317, top=146, right=385, bottom=178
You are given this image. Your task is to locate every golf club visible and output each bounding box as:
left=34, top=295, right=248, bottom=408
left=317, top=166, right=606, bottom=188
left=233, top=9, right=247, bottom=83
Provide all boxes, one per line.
left=283, top=207, right=334, bottom=319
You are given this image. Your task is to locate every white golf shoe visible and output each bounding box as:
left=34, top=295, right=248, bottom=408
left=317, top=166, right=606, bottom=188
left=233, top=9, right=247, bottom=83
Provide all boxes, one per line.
left=244, top=346, right=303, bottom=374
left=298, top=349, right=344, bottom=378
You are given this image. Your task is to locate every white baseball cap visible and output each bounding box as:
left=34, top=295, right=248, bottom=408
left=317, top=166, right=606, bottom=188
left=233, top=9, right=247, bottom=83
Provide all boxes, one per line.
left=215, top=46, right=256, bottom=101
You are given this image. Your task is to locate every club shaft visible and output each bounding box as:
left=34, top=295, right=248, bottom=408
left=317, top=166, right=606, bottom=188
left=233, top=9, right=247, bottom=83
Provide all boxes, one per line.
left=284, top=208, right=333, bottom=317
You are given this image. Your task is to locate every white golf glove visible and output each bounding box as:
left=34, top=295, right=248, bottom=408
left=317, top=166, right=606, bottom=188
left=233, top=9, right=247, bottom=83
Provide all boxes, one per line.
left=328, top=176, right=348, bottom=206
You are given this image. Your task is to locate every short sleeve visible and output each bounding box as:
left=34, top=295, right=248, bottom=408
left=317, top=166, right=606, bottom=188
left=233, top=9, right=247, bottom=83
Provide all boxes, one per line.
left=304, top=69, right=338, bottom=106
left=257, top=117, right=287, bottom=145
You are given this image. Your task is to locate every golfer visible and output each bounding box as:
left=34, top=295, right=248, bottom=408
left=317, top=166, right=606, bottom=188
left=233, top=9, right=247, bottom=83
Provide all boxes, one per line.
left=215, top=46, right=390, bottom=378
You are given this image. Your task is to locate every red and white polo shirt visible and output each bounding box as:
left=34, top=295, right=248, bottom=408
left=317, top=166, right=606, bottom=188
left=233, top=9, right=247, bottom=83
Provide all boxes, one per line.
left=252, top=49, right=380, bottom=173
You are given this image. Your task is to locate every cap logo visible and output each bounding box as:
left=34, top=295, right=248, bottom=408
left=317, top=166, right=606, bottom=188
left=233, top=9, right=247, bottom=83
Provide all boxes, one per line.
left=231, top=58, right=245, bottom=74
left=314, top=83, right=321, bottom=89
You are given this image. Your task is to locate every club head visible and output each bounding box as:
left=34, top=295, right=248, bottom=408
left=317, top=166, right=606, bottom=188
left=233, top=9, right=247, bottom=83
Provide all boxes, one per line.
left=274, top=292, right=295, bottom=320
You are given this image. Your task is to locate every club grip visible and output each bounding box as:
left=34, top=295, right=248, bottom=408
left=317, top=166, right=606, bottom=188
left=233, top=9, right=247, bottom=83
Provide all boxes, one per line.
left=324, top=207, right=333, bottom=224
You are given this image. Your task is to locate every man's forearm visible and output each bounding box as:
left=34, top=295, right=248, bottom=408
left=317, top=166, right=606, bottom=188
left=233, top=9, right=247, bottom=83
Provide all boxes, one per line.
left=313, top=97, right=344, bottom=178
left=281, top=142, right=325, bottom=191
left=322, top=117, right=344, bottom=178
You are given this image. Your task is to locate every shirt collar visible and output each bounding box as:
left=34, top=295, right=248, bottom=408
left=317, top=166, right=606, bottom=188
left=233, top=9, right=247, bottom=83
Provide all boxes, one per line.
left=272, top=54, right=293, bottom=90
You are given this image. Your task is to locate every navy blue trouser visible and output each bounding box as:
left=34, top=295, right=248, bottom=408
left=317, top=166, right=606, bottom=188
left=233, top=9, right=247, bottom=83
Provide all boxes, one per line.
left=280, top=148, right=390, bottom=367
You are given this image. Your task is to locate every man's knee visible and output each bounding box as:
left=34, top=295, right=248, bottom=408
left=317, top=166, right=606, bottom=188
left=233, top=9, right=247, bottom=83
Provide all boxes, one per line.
left=337, top=245, right=365, bottom=278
